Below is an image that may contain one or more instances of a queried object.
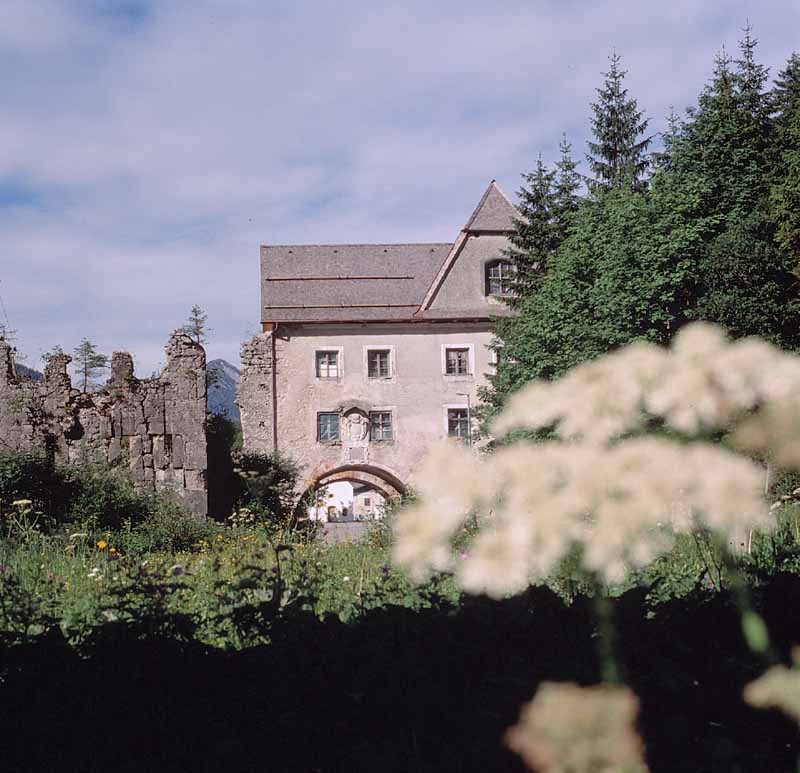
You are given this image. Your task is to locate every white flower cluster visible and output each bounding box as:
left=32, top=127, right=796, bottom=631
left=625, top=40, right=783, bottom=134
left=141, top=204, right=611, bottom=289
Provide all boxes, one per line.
left=393, top=324, right=798, bottom=594
left=504, top=682, right=648, bottom=773
left=495, top=323, right=800, bottom=442
left=744, top=648, right=800, bottom=725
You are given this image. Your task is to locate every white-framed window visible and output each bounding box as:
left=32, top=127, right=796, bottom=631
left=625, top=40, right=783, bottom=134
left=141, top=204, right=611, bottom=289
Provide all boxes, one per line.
left=485, top=259, right=515, bottom=297
left=317, top=412, right=340, bottom=442
left=448, top=408, right=470, bottom=439
left=314, top=347, right=343, bottom=380
left=369, top=410, right=393, bottom=441
left=443, top=404, right=471, bottom=441
left=446, top=348, right=470, bottom=375
left=442, top=344, right=474, bottom=377
left=368, top=349, right=391, bottom=378
left=363, top=345, right=395, bottom=380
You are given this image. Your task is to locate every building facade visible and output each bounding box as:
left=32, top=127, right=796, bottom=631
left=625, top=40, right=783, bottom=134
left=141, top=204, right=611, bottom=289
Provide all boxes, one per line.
left=238, top=181, right=517, bottom=501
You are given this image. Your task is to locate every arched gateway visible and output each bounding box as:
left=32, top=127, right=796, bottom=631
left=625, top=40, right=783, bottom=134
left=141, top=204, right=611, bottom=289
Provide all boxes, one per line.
left=302, top=463, right=406, bottom=505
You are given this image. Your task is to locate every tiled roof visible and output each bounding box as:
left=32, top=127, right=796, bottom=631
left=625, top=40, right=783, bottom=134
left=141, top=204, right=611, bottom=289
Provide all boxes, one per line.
left=261, top=243, right=452, bottom=323
left=260, top=180, right=518, bottom=324
left=463, top=180, right=518, bottom=232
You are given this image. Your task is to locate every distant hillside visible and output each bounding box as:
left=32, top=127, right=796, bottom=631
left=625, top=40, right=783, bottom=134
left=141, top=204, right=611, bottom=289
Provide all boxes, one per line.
left=208, top=359, right=240, bottom=422
left=15, top=363, right=43, bottom=382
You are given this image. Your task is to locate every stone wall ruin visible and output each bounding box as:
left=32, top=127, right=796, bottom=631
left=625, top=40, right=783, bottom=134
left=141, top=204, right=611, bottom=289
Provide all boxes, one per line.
left=0, top=330, right=208, bottom=517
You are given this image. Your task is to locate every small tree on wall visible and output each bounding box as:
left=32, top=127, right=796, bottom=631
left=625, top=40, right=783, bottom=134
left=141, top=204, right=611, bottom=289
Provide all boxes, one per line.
left=73, top=339, right=108, bottom=392
left=183, top=304, right=219, bottom=387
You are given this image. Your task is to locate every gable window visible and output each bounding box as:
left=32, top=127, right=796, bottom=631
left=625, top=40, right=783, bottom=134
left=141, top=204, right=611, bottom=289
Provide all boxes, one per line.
left=317, top=413, right=340, bottom=442
left=369, top=411, right=393, bottom=441
left=316, top=351, right=339, bottom=379
left=448, top=408, right=470, bottom=439
left=486, top=260, right=515, bottom=297
left=445, top=348, right=470, bottom=376
left=368, top=350, right=391, bottom=379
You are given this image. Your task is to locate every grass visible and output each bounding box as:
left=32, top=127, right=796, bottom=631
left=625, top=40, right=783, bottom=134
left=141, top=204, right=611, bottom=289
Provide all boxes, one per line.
left=4, top=482, right=800, bottom=771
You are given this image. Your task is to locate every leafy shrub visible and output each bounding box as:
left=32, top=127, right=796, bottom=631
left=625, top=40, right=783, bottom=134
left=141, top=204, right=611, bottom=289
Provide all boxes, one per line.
left=114, top=502, right=215, bottom=555
left=62, top=464, right=154, bottom=531
left=0, top=452, right=71, bottom=517
left=234, top=451, right=300, bottom=527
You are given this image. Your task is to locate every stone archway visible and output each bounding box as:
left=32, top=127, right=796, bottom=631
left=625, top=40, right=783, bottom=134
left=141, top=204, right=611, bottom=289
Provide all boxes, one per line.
left=297, top=463, right=406, bottom=516
left=312, top=464, right=406, bottom=500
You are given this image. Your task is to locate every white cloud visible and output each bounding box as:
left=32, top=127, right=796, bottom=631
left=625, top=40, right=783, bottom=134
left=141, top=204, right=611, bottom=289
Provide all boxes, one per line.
left=1, top=0, right=798, bottom=374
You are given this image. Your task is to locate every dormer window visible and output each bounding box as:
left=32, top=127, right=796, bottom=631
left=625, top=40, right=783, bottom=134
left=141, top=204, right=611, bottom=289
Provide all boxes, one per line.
left=485, top=260, right=514, bottom=297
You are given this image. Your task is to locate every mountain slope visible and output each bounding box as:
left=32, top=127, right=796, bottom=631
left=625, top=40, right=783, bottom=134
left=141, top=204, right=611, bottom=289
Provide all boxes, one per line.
left=208, top=359, right=240, bottom=422
left=15, top=363, right=43, bottom=381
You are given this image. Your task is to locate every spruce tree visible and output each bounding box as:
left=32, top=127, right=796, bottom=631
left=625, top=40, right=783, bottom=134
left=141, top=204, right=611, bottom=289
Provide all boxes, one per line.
left=675, top=30, right=799, bottom=346
left=505, top=156, right=557, bottom=299
left=551, top=135, right=582, bottom=243
left=505, top=138, right=582, bottom=300
left=586, top=52, right=652, bottom=192
left=770, top=53, right=800, bottom=268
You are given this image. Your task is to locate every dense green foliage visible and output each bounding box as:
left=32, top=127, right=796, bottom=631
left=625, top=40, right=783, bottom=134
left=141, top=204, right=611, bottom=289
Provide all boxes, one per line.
left=206, top=413, right=300, bottom=524
left=0, top=452, right=157, bottom=530
left=488, top=32, right=800, bottom=417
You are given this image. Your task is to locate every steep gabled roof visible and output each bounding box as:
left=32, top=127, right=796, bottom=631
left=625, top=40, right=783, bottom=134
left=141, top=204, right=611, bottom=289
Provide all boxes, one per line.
left=261, top=243, right=452, bottom=323
left=462, top=180, right=518, bottom=232
left=260, top=180, right=518, bottom=324
left=418, top=180, right=517, bottom=311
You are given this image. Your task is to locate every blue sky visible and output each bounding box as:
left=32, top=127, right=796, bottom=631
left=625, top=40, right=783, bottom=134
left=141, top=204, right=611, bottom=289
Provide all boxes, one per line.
left=2, top=0, right=798, bottom=375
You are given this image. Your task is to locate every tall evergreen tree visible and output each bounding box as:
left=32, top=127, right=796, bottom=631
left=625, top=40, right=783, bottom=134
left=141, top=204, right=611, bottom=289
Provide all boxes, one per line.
left=505, top=138, right=582, bottom=301
left=770, top=53, right=800, bottom=269
left=551, top=135, right=583, bottom=242
left=586, top=52, right=652, bottom=192
left=505, top=156, right=557, bottom=299
left=673, top=30, right=799, bottom=346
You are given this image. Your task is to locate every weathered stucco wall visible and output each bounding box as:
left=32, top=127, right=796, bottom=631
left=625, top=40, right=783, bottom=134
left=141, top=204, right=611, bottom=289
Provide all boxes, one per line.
left=0, top=331, right=208, bottom=517
left=238, top=322, right=494, bottom=495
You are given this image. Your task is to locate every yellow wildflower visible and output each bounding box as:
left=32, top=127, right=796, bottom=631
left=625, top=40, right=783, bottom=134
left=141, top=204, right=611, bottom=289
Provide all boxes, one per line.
left=97, top=540, right=108, bottom=549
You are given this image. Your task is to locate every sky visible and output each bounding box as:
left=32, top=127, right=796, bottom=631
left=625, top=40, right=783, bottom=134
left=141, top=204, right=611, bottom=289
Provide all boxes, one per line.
left=2, top=0, right=799, bottom=376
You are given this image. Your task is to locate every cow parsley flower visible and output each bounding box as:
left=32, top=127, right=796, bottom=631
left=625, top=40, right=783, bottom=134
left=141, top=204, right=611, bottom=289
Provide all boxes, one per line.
left=393, top=323, right=789, bottom=592
left=504, top=682, right=648, bottom=773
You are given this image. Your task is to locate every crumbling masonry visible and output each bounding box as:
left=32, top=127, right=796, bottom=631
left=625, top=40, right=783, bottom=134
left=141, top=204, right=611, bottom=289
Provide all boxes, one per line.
left=0, top=331, right=208, bottom=517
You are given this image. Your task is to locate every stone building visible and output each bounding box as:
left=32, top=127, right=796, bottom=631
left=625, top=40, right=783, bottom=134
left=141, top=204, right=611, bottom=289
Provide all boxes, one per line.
left=0, top=331, right=208, bottom=516
left=238, top=181, right=517, bottom=502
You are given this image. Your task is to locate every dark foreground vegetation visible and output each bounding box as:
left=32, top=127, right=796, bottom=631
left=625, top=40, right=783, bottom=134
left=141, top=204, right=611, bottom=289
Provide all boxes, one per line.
left=2, top=576, right=800, bottom=772
left=2, top=445, right=800, bottom=771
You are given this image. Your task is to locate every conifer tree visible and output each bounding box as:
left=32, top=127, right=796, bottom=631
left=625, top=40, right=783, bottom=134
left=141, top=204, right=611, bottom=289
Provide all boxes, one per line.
left=73, top=339, right=108, bottom=393
left=505, top=138, right=582, bottom=300
left=505, top=156, right=557, bottom=299
left=770, top=53, right=800, bottom=268
left=586, top=52, right=652, bottom=192
left=183, top=304, right=210, bottom=346
left=551, top=135, right=582, bottom=242
left=674, top=30, right=799, bottom=346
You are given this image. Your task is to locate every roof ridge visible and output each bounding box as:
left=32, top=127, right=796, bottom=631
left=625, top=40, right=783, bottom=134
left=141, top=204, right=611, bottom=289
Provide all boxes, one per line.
left=262, top=241, right=453, bottom=249
left=462, top=179, right=517, bottom=233
left=462, top=180, right=496, bottom=232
